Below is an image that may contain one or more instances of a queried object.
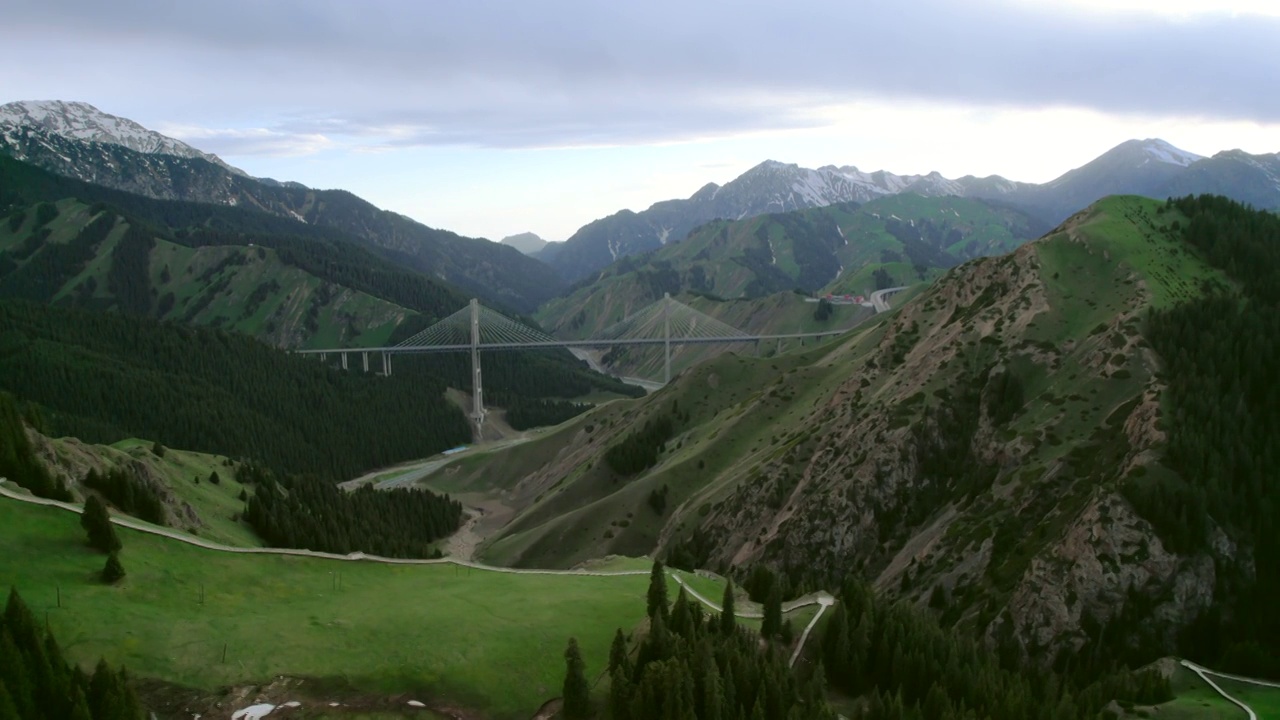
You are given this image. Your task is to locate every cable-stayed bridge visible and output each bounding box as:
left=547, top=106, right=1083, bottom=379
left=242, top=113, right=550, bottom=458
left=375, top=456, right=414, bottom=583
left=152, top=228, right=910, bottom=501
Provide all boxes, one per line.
left=296, top=294, right=846, bottom=429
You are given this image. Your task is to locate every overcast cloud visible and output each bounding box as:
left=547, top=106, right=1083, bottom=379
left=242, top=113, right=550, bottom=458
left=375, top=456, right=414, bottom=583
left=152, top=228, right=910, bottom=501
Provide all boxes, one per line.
left=2, top=0, right=1277, bottom=155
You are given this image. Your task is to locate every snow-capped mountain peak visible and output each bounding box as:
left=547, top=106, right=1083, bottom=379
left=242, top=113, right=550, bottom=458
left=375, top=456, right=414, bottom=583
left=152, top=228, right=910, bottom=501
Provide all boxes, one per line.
left=1139, top=138, right=1203, bottom=167
left=0, top=100, right=246, bottom=175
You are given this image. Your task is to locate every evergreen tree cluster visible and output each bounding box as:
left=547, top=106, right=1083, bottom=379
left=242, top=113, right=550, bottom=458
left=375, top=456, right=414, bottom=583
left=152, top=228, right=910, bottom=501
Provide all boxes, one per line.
left=0, top=209, right=112, bottom=303
left=821, top=579, right=1171, bottom=720
left=0, top=391, right=71, bottom=501
left=605, top=414, right=676, bottom=476
left=603, top=561, right=831, bottom=720
left=80, top=495, right=122, bottom=554
left=82, top=467, right=165, bottom=526
left=503, top=397, right=593, bottom=431
left=242, top=464, right=461, bottom=558
left=0, top=300, right=471, bottom=481
left=1122, top=195, right=1280, bottom=675
left=416, top=350, right=644, bottom=409
left=0, top=588, right=145, bottom=720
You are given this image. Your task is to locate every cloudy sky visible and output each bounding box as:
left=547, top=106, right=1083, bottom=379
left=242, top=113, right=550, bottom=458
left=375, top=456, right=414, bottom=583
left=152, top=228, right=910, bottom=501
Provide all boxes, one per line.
left=3, top=0, right=1278, bottom=241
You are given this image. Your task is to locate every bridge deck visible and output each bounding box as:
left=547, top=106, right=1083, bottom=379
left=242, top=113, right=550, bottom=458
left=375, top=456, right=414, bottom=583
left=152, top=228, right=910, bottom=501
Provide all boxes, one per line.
left=295, top=331, right=847, bottom=355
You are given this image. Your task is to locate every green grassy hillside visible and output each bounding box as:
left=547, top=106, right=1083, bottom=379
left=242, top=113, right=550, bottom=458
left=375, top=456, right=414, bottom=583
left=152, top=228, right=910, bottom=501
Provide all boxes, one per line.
left=0, top=199, right=413, bottom=348
left=538, top=194, right=1041, bottom=333
left=535, top=195, right=1039, bottom=381
left=0, top=494, right=813, bottom=718
left=433, top=196, right=1251, bottom=669
left=33, top=434, right=261, bottom=547
left=0, top=497, right=647, bottom=719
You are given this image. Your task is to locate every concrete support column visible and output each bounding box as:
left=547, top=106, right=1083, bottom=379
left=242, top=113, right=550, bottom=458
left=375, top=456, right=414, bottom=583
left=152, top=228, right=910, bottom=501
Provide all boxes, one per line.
left=662, top=292, right=671, bottom=385
left=341, top=353, right=348, bottom=371
left=470, top=299, right=485, bottom=431
left=362, top=352, right=369, bottom=373
left=382, top=352, right=391, bottom=377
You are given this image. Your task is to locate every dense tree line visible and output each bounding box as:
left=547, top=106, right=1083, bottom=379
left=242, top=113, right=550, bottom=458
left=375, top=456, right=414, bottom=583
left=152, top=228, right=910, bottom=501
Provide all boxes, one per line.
left=0, top=391, right=71, bottom=500
left=1123, top=195, right=1280, bottom=675
left=0, top=300, right=471, bottom=481
left=0, top=209, right=114, bottom=303
left=82, top=467, right=165, bottom=526
left=419, top=350, right=644, bottom=406
left=1, top=588, right=146, bottom=719
left=605, top=414, right=676, bottom=476
left=504, top=397, right=594, bottom=431
left=822, top=578, right=1170, bottom=720
left=106, top=223, right=154, bottom=316
left=602, top=560, right=832, bottom=720
left=241, top=463, right=461, bottom=558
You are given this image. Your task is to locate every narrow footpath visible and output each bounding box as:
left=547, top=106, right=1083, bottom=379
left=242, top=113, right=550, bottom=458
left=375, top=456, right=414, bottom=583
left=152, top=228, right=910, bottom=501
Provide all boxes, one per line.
left=1, top=479, right=832, bottom=661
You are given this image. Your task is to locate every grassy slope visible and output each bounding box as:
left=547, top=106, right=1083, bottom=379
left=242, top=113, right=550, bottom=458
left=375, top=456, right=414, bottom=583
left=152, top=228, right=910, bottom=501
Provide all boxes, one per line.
left=33, top=432, right=262, bottom=547
left=539, top=195, right=1034, bottom=334
left=466, top=330, right=876, bottom=568
left=0, top=199, right=411, bottom=349
left=1212, top=676, right=1280, bottom=720
left=109, top=438, right=261, bottom=547
left=0, top=498, right=651, bottom=719
left=447, top=196, right=1228, bottom=607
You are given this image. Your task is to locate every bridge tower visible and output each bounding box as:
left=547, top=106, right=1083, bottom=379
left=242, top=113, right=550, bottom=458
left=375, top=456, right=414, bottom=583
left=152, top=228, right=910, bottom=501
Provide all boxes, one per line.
left=470, top=298, right=485, bottom=432
left=662, top=292, right=672, bottom=385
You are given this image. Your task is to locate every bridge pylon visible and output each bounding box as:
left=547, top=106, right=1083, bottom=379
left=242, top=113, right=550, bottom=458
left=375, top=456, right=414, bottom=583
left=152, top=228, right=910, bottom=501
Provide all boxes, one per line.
left=469, top=298, right=486, bottom=433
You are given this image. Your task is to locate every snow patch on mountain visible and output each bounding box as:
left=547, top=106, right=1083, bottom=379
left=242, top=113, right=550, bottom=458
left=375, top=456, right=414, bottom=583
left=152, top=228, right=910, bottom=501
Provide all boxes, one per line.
left=0, top=100, right=246, bottom=175
left=1140, top=139, right=1203, bottom=167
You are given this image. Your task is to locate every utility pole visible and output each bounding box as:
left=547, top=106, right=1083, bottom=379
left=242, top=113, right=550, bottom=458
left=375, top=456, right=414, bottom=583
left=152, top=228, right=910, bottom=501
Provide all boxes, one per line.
left=663, top=292, right=672, bottom=385
left=470, top=299, right=485, bottom=433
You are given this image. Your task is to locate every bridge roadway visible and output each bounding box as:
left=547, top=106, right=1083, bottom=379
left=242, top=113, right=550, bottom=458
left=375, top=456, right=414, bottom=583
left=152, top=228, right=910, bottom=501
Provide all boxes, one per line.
left=294, top=330, right=849, bottom=356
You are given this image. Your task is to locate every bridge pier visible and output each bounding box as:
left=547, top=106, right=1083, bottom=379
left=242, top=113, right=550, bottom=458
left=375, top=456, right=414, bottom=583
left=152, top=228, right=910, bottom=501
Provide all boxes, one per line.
left=469, top=298, right=486, bottom=433
left=341, top=352, right=348, bottom=371
left=663, top=292, right=671, bottom=385
left=362, top=351, right=369, bottom=373
left=320, top=352, right=326, bottom=362
left=382, top=352, right=391, bottom=377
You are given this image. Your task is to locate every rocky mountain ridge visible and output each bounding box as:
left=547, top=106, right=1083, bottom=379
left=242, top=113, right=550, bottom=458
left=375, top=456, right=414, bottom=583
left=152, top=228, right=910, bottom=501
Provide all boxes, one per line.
left=0, top=100, right=246, bottom=175
left=545, top=139, right=1280, bottom=283
left=0, top=102, right=564, bottom=313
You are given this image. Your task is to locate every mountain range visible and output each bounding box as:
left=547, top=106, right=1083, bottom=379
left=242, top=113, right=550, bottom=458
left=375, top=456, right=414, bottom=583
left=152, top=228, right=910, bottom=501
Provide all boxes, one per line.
left=541, top=139, right=1280, bottom=283
left=0, top=100, right=564, bottom=313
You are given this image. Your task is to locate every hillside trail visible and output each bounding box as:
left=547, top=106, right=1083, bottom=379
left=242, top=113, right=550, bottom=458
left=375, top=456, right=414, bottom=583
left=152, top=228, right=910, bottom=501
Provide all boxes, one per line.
left=0, top=477, right=830, bottom=620
left=1181, top=660, right=1257, bottom=720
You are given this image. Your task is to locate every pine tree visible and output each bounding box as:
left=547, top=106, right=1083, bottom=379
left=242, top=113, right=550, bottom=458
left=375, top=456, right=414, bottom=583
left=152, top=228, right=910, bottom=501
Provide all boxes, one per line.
left=671, top=588, right=693, bottom=638
left=609, top=628, right=632, bottom=678
left=648, top=559, right=670, bottom=621
left=761, top=584, right=782, bottom=639
left=102, top=553, right=126, bottom=584
left=610, top=666, right=632, bottom=720
left=562, top=637, right=590, bottom=720
left=0, top=683, right=17, bottom=720
left=720, top=580, right=737, bottom=636
left=80, top=495, right=121, bottom=553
